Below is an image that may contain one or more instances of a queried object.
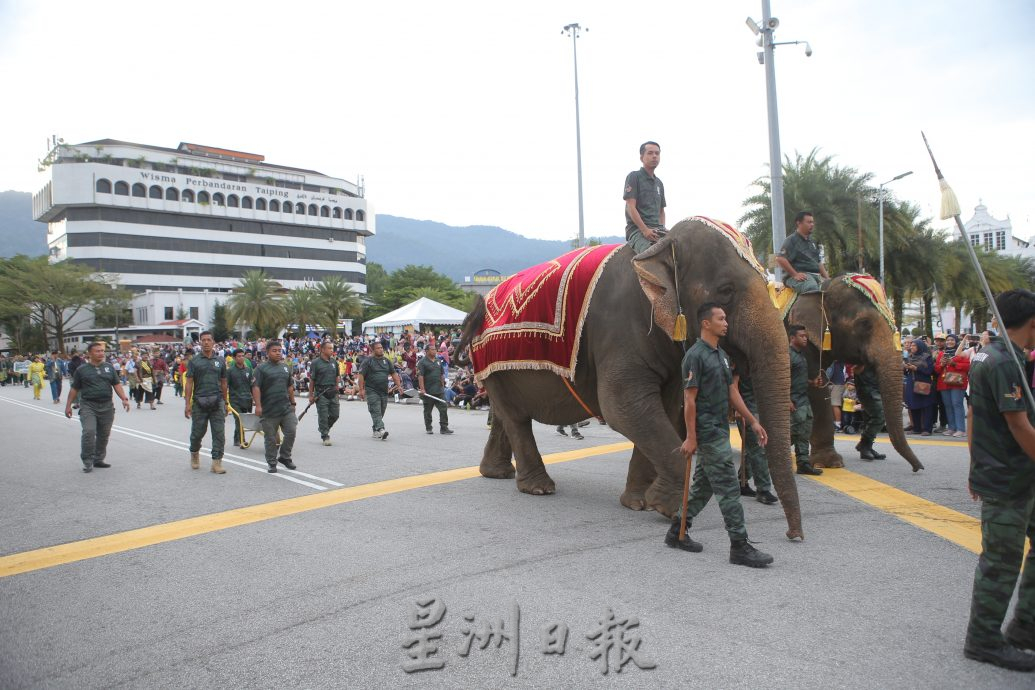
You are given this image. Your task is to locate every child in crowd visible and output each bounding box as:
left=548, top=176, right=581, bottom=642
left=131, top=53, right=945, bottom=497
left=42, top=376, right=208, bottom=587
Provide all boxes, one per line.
left=841, top=381, right=858, bottom=434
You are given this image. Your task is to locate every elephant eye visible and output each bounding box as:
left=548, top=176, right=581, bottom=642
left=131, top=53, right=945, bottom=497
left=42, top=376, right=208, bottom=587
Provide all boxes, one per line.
left=716, top=283, right=735, bottom=301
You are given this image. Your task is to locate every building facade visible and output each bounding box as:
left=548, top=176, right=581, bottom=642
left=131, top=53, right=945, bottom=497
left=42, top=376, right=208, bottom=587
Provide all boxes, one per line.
left=963, top=203, right=1033, bottom=259
left=33, top=138, right=372, bottom=297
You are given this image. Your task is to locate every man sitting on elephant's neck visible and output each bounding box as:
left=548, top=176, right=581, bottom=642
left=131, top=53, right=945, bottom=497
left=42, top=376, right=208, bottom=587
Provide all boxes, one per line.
left=623, top=141, right=667, bottom=255
left=777, top=211, right=829, bottom=293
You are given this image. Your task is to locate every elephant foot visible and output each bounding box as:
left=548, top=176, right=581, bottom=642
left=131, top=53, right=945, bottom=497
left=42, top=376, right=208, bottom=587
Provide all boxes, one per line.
left=786, top=529, right=804, bottom=541
left=516, top=469, right=556, bottom=496
left=619, top=489, right=648, bottom=511
left=480, top=457, right=516, bottom=479
left=645, top=478, right=681, bottom=518
left=810, top=447, right=844, bottom=469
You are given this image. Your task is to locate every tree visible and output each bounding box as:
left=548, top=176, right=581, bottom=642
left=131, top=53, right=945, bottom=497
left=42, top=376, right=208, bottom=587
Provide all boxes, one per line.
left=379, top=265, right=467, bottom=313
left=210, top=302, right=231, bottom=342
left=92, top=287, right=134, bottom=328
left=283, top=287, right=322, bottom=336
left=226, top=270, right=285, bottom=340
left=314, top=276, right=362, bottom=339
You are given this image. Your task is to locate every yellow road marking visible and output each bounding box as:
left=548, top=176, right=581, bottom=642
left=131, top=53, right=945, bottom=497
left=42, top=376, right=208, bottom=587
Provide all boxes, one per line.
left=0, top=442, right=634, bottom=579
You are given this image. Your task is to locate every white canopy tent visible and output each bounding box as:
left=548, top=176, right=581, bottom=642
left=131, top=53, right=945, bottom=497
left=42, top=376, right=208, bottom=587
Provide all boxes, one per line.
left=361, top=297, right=468, bottom=335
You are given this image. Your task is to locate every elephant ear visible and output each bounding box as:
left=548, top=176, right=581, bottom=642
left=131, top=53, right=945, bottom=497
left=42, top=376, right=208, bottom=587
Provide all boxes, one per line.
left=632, top=234, right=679, bottom=339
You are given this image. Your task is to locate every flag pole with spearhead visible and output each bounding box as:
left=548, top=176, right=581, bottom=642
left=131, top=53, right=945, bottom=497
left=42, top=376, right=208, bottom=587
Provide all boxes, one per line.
left=921, top=131, right=1035, bottom=412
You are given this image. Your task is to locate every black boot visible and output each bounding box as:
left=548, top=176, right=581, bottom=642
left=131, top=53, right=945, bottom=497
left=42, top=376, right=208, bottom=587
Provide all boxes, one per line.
left=729, top=539, right=774, bottom=568
left=856, top=439, right=887, bottom=460
left=277, top=457, right=297, bottom=470
left=1006, top=619, right=1035, bottom=652
left=796, top=462, right=823, bottom=476
left=964, top=637, right=1035, bottom=672
left=740, top=482, right=756, bottom=497
left=664, top=518, right=703, bottom=552
left=440, top=427, right=454, bottom=435
left=756, top=489, right=779, bottom=505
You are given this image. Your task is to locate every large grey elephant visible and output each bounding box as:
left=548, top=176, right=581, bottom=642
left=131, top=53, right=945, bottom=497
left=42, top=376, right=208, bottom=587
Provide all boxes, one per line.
left=458, top=218, right=805, bottom=539
left=787, top=282, right=923, bottom=472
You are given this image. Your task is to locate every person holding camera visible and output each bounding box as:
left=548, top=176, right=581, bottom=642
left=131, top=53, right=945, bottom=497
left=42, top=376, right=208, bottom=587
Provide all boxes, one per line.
left=935, top=334, right=971, bottom=438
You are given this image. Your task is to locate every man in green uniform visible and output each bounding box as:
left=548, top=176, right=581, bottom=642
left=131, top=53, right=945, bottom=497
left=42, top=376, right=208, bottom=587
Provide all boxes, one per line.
left=227, top=349, right=254, bottom=447
left=963, top=289, right=1035, bottom=672
left=732, top=366, right=778, bottom=504
left=64, top=342, right=131, bottom=473
left=309, top=340, right=341, bottom=446
left=358, top=341, right=402, bottom=440
left=789, top=325, right=823, bottom=475
left=418, top=349, right=453, bottom=435
left=252, top=340, right=298, bottom=473
left=852, top=363, right=887, bottom=461
left=776, top=212, right=829, bottom=293
left=623, top=141, right=666, bottom=254
left=665, top=302, right=774, bottom=568
left=184, top=331, right=228, bottom=474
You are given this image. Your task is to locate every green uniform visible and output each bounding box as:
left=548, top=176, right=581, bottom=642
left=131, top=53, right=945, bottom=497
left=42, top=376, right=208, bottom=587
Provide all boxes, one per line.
left=965, top=337, right=1035, bottom=648
left=779, top=231, right=823, bottom=293
left=418, top=355, right=449, bottom=431
left=623, top=167, right=666, bottom=254
left=789, top=345, right=813, bottom=467
left=854, top=365, right=885, bottom=444
left=227, top=364, right=254, bottom=444
left=70, top=361, right=120, bottom=470
left=254, top=361, right=297, bottom=467
left=360, top=355, right=393, bottom=432
left=676, top=339, right=747, bottom=541
left=735, top=368, right=772, bottom=493
left=310, top=356, right=340, bottom=439
left=186, top=352, right=227, bottom=459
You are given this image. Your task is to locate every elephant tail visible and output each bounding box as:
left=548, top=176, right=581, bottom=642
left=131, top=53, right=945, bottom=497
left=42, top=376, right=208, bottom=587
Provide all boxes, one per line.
left=455, top=294, right=486, bottom=367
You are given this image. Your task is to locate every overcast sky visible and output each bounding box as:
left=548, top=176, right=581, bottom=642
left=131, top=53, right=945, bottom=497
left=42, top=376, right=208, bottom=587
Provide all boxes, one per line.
left=1, top=0, right=1032, bottom=243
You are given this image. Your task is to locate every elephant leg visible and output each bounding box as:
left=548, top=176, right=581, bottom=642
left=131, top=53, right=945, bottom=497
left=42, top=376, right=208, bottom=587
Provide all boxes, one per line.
left=500, top=416, right=555, bottom=496
left=808, top=384, right=844, bottom=468
left=619, top=446, right=657, bottom=511
left=479, top=414, right=515, bottom=479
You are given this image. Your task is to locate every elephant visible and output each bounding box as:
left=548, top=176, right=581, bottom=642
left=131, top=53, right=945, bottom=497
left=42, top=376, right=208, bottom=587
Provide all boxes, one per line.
left=786, top=282, right=923, bottom=472
left=457, top=218, right=805, bottom=540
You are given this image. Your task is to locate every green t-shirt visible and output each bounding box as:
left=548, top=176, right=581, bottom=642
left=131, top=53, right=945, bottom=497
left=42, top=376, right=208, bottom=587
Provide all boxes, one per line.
left=789, top=346, right=810, bottom=407
left=310, top=356, right=339, bottom=392
left=968, top=337, right=1035, bottom=498
left=71, top=361, right=119, bottom=402
left=779, top=231, right=822, bottom=274
left=227, top=364, right=254, bottom=405
left=623, top=167, right=666, bottom=238
left=681, top=339, right=733, bottom=443
left=359, top=355, right=393, bottom=394
left=253, top=361, right=293, bottom=417
left=417, top=355, right=444, bottom=395
left=186, top=353, right=226, bottom=397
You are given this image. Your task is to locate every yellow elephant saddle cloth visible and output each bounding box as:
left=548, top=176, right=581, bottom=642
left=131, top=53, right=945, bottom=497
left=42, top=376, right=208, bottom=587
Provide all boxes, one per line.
left=470, top=243, right=622, bottom=383
left=838, top=273, right=896, bottom=331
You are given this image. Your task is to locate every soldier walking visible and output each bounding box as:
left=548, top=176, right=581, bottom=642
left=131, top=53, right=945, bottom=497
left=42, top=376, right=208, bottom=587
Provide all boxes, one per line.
left=789, top=325, right=823, bottom=475
left=852, top=364, right=887, bottom=461
left=418, top=349, right=453, bottom=435
left=963, top=289, right=1035, bottom=672
left=733, top=366, right=778, bottom=504
left=64, top=342, right=131, bottom=473
left=664, top=302, right=774, bottom=568
left=252, top=340, right=298, bottom=473
left=184, top=331, right=228, bottom=474
left=309, top=340, right=341, bottom=446
left=358, top=341, right=402, bottom=440
left=227, top=349, right=254, bottom=447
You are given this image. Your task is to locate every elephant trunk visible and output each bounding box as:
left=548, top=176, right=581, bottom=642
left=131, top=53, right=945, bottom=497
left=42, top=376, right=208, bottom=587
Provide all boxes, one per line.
left=868, top=338, right=924, bottom=472
left=734, top=314, right=803, bottom=540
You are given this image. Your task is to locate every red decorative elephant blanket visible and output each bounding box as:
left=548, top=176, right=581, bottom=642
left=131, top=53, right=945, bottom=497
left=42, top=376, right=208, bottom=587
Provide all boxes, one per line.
left=470, top=243, right=622, bottom=383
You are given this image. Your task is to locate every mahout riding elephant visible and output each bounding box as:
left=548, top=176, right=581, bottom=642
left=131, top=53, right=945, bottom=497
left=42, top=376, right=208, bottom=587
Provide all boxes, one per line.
left=458, top=218, right=805, bottom=539
left=787, top=281, right=923, bottom=472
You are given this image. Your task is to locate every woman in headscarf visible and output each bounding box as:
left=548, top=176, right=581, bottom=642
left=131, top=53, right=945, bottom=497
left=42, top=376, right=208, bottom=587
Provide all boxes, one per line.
left=28, top=355, right=46, bottom=400
left=903, top=338, right=937, bottom=435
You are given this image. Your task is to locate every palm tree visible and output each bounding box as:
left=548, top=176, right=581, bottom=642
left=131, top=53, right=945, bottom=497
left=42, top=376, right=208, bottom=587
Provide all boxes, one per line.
left=226, top=270, right=285, bottom=339
left=315, top=275, right=361, bottom=339
left=283, top=287, right=321, bottom=336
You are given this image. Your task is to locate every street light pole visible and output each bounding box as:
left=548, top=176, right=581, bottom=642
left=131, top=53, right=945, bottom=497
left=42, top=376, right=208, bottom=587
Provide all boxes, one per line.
left=878, top=170, right=913, bottom=287
left=111, top=283, right=120, bottom=348
left=760, top=0, right=784, bottom=279
left=562, top=22, right=586, bottom=249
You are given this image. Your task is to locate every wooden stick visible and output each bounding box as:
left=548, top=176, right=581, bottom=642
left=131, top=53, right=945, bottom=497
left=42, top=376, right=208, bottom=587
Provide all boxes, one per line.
left=678, top=452, right=692, bottom=540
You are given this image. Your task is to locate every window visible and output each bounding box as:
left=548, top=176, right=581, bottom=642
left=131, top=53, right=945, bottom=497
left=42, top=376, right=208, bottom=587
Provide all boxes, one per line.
left=182, top=189, right=195, bottom=202
left=983, top=232, right=993, bottom=251
left=356, top=209, right=365, bottom=222
left=241, top=196, right=253, bottom=209
left=96, top=179, right=112, bottom=193
left=320, top=205, right=330, bottom=217
left=332, top=207, right=342, bottom=219
left=164, top=306, right=174, bottom=320
left=296, top=202, right=306, bottom=214
left=149, top=185, right=163, bottom=199
left=228, top=194, right=239, bottom=208
left=165, top=187, right=179, bottom=201
left=269, top=199, right=279, bottom=212
left=114, top=181, right=129, bottom=195
left=255, top=198, right=266, bottom=211
left=212, top=192, right=225, bottom=206
left=283, top=200, right=292, bottom=213
left=995, top=230, right=1006, bottom=251
left=308, top=204, right=318, bottom=216
left=198, top=191, right=210, bottom=204
left=344, top=208, right=354, bottom=220
left=970, top=234, right=981, bottom=247
left=189, top=307, right=199, bottom=320
left=132, top=183, right=146, bottom=197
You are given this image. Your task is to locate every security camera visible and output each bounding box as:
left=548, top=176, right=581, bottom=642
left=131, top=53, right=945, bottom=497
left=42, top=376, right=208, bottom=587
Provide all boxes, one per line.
left=755, top=35, right=763, bottom=47
left=757, top=51, right=764, bottom=65
left=804, top=42, right=813, bottom=57
left=745, top=17, right=760, bottom=35
left=767, top=17, right=780, bottom=29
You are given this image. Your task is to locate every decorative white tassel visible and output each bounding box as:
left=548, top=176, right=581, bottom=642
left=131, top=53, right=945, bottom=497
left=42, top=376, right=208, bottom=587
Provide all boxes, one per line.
left=938, top=176, right=961, bottom=220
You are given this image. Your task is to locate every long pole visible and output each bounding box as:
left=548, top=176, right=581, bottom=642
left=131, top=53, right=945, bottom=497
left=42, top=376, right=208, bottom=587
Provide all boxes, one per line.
left=878, top=183, right=886, bottom=286
left=563, top=23, right=586, bottom=249
left=761, top=0, right=785, bottom=280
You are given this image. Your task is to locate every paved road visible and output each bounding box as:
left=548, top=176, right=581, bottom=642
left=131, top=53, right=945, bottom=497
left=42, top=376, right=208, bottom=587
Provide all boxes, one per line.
left=0, top=385, right=1026, bottom=688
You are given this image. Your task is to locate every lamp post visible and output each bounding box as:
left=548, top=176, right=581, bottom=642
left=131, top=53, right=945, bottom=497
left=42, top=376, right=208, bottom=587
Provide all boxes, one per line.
left=746, top=2, right=811, bottom=281
left=111, top=283, right=120, bottom=348
left=878, top=170, right=913, bottom=287
left=562, top=22, right=586, bottom=249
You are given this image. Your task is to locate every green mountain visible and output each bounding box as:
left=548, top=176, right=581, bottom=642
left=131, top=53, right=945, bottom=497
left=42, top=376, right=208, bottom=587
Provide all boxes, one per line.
left=0, top=191, right=47, bottom=257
